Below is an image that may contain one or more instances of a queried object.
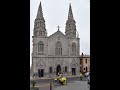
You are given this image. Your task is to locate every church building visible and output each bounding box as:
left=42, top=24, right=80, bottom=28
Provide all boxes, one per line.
left=32, top=2, right=80, bottom=78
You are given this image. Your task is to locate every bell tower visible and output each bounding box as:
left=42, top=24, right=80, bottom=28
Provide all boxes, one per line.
left=65, top=3, right=76, bottom=38
left=33, top=1, right=47, bottom=37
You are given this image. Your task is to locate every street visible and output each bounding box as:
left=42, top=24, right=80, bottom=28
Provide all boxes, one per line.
left=53, top=81, right=90, bottom=90
left=35, top=81, right=90, bottom=90
left=31, top=76, right=88, bottom=84
left=30, top=76, right=89, bottom=90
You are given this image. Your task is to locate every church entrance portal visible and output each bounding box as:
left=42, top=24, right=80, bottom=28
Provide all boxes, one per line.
left=56, top=65, right=61, bottom=75
left=72, top=68, right=76, bottom=75
left=38, top=69, right=44, bottom=77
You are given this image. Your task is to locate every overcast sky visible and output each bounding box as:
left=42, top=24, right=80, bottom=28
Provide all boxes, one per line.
left=30, top=0, right=90, bottom=66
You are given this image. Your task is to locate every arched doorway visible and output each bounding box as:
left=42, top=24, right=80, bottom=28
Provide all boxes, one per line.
left=72, top=68, right=76, bottom=75
left=56, top=65, right=61, bottom=75
left=38, top=69, right=44, bottom=77
left=71, top=64, right=76, bottom=75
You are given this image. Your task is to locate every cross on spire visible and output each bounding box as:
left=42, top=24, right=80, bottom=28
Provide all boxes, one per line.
left=57, top=26, right=60, bottom=31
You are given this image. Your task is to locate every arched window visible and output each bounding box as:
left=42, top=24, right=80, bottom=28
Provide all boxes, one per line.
left=49, top=67, right=53, bottom=73
left=38, top=41, right=44, bottom=52
left=38, top=22, right=40, bottom=27
left=86, top=59, right=87, bottom=63
left=73, top=31, right=76, bottom=36
left=72, top=42, right=76, bottom=55
left=40, top=31, right=42, bottom=36
left=65, top=66, right=67, bottom=72
left=55, top=41, right=62, bottom=55
left=36, top=22, right=38, bottom=27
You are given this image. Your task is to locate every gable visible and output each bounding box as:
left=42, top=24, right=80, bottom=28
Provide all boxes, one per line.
left=71, top=60, right=77, bottom=68
left=36, top=60, right=46, bottom=69
left=47, top=30, right=69, bottom=56
left=48, top=30, right=67, bottom=40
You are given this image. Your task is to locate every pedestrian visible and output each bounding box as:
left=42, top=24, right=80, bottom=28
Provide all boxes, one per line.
left=87, top=74, right=90, bottom=85
left=88, top=73, right=90, bottom=80
left=33, top=74, right=35, bottom=78
left=80, top=72, right=83, bottom=80
left=58, top=72, right=60, bottom=76
left=59, top=73, right=62, bottom=77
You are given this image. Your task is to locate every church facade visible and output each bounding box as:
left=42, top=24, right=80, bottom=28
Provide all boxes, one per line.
left=32, top=2, right=80, bottom=78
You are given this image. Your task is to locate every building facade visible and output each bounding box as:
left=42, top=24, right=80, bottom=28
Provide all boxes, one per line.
left=80, top=53, right=90, bottom=73
left=31, top=2, right=80, bottom=78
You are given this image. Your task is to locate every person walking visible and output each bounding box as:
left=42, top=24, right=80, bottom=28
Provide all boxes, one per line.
left=80, top=72, right=83, bottom=80
left=87, top=73, right=90, bottom=85
left=57, top=72, right=60, bottom=76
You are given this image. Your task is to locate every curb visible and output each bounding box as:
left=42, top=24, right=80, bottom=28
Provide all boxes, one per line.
left=31, top=76, right=80, bottom=81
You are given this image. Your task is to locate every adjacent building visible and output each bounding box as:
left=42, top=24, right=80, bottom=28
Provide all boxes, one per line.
left=80, top=53, right=90, bottom=73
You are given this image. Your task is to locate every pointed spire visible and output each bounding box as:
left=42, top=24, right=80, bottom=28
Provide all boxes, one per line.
left=65, top=3, right=76, bottom=38
left=68, top=3, right=74, bottom=20
left=37, top=1, right=44, bottom=19
left=34, top=1, right=47, bottom=37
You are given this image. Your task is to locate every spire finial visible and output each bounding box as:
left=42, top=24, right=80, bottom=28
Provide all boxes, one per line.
left=70, top=3, right=71, bottom=6
left=68, top=3, right=73, bottom=19
left=57, top=26, right=60, bottom=31
left=37, top=1, right=44, bottom=19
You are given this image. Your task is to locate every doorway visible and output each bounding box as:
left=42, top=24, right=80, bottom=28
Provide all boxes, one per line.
left=86, top=67, right=88, bottom=72
left=56, top=65, right=61, bottom=75
left=72, top=68, right=76, bottom=75
left=38, top=69, right=44, bottom=77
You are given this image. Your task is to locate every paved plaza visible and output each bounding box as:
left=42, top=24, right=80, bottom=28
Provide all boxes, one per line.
left=30, top=76, right=90, bottom=90
left=53, top=81, right=90, bottom=90
left=34, top=81, right=90, bottom=90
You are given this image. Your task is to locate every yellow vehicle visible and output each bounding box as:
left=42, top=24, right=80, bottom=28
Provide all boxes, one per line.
left=53, top=76, right=67, bottom=86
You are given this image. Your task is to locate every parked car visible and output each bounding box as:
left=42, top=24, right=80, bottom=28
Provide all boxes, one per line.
left=84, top=72, right=90, bottom=77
